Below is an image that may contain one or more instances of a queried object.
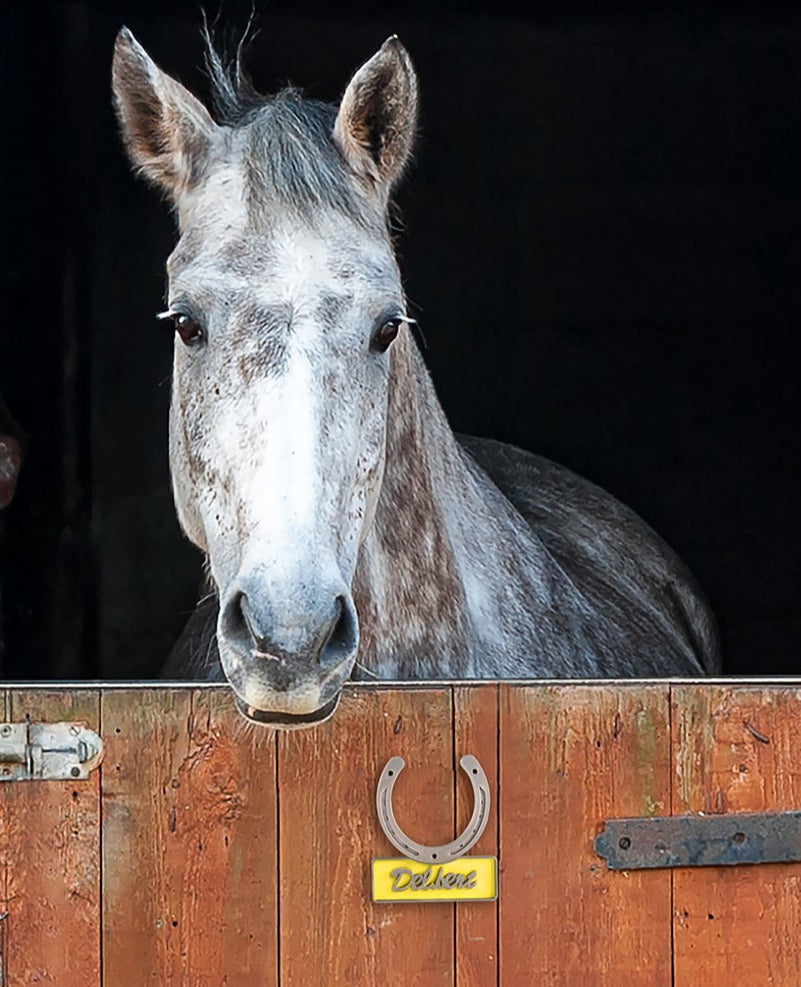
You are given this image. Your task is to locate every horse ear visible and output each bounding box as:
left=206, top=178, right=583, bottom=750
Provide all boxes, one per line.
left=112, top=27, right=216, bottom=200
left=333, top=37, right=418, bottom=195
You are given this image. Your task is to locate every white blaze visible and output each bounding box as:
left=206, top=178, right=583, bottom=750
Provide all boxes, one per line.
left=212, top=347, right=322, bottom=587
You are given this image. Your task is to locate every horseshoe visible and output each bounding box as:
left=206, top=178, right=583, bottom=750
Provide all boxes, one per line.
left=376, top=754, right=491, bottom=864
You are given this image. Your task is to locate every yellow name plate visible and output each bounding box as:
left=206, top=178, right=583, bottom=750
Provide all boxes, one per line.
left=372, top=856, right=498, bottom=903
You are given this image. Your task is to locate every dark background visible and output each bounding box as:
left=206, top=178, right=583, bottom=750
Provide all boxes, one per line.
left=0, top=0, right=798, bottom=679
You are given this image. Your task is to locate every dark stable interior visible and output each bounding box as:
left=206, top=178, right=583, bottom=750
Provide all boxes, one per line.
left=0, top=0, right=798, bottom=680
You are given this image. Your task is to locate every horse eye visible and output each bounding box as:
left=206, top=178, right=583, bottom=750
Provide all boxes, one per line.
left=172, top=313, right=203, bottom=346
left=371, top=317, right=402, bottom=353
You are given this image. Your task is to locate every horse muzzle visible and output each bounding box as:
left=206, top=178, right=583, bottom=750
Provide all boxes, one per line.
left=226, top=654, right=353, bottom=728
left=217, top=581, right=359, bottom=727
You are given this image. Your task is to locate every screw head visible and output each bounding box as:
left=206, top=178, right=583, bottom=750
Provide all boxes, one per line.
left=0, top=725, right=11, bottom=737
left=70, top=766, right=81, bottom=778
left=618, top=836, right=632, bottom=851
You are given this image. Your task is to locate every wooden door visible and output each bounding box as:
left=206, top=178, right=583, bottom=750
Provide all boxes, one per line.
left=1, top=681, right=800, bottom=985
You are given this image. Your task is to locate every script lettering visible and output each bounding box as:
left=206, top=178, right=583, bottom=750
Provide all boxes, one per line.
left=389, top=865, right=481, bottom=893
left=390, top=867, right=412, bottom=891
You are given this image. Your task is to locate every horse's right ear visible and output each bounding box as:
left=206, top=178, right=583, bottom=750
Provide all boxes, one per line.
left=112, top=27, right=216, bottom=200
left=333, top=36, right=418, bottom=197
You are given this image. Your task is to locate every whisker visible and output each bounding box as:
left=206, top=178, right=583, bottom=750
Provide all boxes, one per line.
left=410, top=321, right=428, bottom=350
left=203, top=629, right=218, bottom=670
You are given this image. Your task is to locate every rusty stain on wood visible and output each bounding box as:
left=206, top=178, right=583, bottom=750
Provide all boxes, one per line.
left=671, top=685, right=801, bottom=983
left=499, top=684, right=672, bottom=985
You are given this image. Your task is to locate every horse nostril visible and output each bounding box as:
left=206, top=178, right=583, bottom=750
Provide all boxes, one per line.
left=222, top=591, right=258, bottom=648
left=319, top=595, right=358, bottom=668
left=238, top=594, right=264, bottom=648
left=220, top=585, right=357, bottom=668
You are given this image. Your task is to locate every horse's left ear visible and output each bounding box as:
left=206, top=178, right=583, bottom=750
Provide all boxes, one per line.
left=333, top=37, right=418, bottom=196
left=112, top=27, right=217, bottom=201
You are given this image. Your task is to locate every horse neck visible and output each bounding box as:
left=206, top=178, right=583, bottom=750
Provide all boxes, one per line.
left=353, top=328, right=507, bottom=677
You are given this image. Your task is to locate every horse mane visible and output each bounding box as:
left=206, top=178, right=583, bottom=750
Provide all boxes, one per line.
left=200, top=23, right=379, bottom=227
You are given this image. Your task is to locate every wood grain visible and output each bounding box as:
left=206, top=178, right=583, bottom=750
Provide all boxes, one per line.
left=454, top=684, right=498, bottom=986
left=6, top=681, right=801, bottom=984
left=499, top=683, right=673, bottom=986
left=0, top=689, right=8, bottom=987
left=278, top=685, right=455, bottom=987
left=672, top=685, right=801, bottom=983
left=0, top=689, right=101, bottom=984
left=101, top=687, right=278, bottom=986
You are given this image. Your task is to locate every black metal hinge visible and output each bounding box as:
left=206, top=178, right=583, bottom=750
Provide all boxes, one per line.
left=595, top=811, right=801, bottom=870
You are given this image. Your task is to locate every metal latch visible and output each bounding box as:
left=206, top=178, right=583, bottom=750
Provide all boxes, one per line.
left=0, top=716, right=103, bottom=782
left=595, top=811, right=801, bottom=870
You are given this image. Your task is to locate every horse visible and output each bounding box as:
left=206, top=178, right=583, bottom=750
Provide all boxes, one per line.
left=0, top=408, right=20, bottom=512
left=112, top=28, right=721, bottom=725
left=0, top=392, right=22, bottom=672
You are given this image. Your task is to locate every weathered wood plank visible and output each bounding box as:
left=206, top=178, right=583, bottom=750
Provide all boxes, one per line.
left=101, top=687, right=192, bottom=982
left=278, top=685, right=455, bottom=986
left=0, top=689, right=101, bottom=984
left=499, top=683, right=672, bottom=985
left=672, top=685, right=801, bottom=983
left=0, top=689, right=9, bottom=986
left=454, top=684, right=498, bottom=987
left=101, top=687, right=278, bottom=985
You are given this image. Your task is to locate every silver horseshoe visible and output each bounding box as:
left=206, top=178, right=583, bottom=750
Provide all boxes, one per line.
left=376, top=755, right=491, bottom=864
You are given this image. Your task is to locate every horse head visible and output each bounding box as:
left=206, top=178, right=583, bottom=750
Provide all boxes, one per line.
left=112, top=28, right=418, bottom=723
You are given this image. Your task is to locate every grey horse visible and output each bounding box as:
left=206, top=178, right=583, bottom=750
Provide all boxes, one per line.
left=112, top=29, right=720, bottom=724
